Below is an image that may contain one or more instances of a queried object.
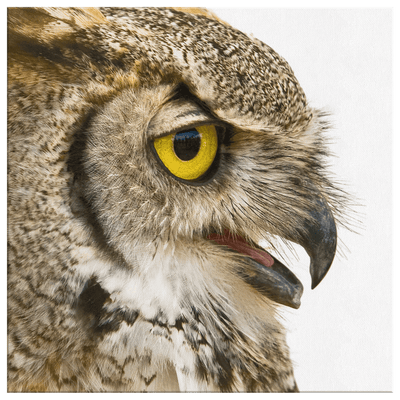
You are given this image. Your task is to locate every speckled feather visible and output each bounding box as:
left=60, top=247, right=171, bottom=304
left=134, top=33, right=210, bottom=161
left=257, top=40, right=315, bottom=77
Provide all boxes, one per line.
left=8, top=7, right=346, bottom=392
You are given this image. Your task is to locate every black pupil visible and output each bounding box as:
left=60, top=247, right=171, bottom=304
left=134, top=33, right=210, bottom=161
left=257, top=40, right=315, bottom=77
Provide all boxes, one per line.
left=173, top=130, right=201, bottom=161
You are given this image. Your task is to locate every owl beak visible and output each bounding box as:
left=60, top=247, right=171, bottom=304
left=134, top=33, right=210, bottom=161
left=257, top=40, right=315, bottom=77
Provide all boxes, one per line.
left=237, top=256, right=304, bottom=309
left=207, top=192, right=337, bottom=308
left=294, top=194, right=338, bottom=290
left=239, top=193, right=337, bottom=307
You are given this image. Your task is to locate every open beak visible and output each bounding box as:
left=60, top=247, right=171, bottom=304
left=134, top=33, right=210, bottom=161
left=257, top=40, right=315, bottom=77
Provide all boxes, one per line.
left=207, top=189, right=337, bottom=309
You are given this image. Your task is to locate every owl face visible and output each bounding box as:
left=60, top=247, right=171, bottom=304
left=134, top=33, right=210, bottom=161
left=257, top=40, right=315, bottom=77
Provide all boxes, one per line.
left=73, top=74, right=336, bottom=310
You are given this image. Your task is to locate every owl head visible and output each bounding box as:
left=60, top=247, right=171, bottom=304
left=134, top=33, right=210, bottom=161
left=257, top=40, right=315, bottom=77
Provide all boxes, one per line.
left=60, top=8, right=339, bottom=309
left=8, top=7, right=349, bottom=392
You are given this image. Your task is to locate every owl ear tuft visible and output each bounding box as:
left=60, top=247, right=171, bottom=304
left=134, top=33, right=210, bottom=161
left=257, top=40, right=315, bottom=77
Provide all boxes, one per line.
left=8, top=7, right=107, bottom=45
left=8, top=8, right=108, bottom=85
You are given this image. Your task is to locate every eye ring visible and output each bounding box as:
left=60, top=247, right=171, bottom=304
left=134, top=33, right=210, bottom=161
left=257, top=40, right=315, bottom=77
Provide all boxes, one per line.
left=153, top=125, right=218, bottom=181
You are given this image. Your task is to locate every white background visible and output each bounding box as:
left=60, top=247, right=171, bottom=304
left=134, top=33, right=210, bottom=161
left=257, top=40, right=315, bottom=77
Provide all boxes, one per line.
left=211, top=8, right=393, bottom=392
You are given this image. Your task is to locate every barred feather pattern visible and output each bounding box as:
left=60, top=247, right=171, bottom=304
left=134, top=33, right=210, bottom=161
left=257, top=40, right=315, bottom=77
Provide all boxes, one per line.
left=8, top=7, right=346, bottom=392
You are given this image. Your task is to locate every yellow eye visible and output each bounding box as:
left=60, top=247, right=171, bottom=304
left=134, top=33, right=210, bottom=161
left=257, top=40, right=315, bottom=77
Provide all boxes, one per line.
left=153, top=125, right=218, bottom=181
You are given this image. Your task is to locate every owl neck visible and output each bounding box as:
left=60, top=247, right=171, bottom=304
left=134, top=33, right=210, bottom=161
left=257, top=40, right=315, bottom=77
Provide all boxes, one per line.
left=81, top=238, right=298, bottom=392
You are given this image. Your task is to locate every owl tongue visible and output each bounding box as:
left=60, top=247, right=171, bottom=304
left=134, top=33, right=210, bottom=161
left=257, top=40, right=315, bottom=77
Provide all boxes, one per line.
left=206, top=229, right=274, bottom=268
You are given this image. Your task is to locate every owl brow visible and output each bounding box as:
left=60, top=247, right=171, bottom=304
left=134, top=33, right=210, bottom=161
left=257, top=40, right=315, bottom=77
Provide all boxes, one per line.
left=147, top=101, right=222, bottom=139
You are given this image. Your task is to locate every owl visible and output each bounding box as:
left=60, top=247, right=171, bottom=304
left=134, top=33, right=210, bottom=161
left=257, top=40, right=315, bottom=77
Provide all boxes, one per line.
left=7, top=7, right=346, bottom=392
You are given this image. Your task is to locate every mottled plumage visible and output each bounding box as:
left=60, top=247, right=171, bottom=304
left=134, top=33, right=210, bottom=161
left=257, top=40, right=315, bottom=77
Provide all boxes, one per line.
left=8, top=7, right=346, bottom=392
